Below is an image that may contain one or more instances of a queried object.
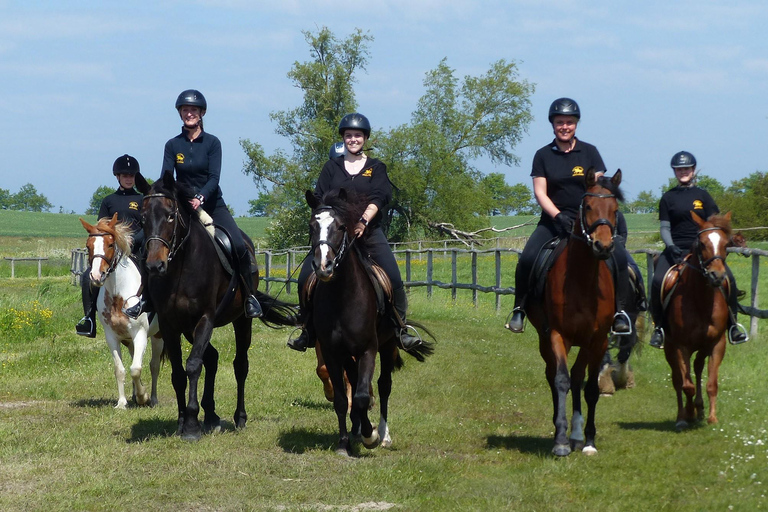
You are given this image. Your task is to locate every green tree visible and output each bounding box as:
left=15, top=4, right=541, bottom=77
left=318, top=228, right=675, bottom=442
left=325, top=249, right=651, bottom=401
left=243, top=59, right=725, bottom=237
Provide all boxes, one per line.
left=718, top=171, right=768, bottom=239
left=662, top=173, right=724, bottom=197
left=86, top=185, right=116, bottom=215
left=628, top=190, right=659, bottom=214
left=0, top=188, right=11, bottom=209
left=10, top=183, right=52, bottom=212
left=240, top=27, right=372, bottom=247
left=376, top=58, right=534, bottom=240
left=247, top=192, right=272, bottom=217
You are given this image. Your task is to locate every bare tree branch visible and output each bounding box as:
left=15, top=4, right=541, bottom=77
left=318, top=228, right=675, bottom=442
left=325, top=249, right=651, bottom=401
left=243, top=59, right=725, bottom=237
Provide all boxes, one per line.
left=428, top=219, right=536, bottom=247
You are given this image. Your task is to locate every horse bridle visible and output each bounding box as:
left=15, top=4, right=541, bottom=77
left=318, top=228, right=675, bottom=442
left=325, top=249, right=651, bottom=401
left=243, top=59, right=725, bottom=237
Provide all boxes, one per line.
left=691, top=226, right=728, bottom=280
left=577, top=191, right=617, bottom=247
left=143, top=193, right=190, bottom=263
left=87, top=232, right=122, bottom=284
left=311, top=206, right=351, bottom=271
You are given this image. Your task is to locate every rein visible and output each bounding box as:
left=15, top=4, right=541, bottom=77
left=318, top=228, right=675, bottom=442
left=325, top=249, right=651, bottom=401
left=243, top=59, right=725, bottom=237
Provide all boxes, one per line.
left=143, top=192, right=191, bottom=263
left=576, top=191, right=617, bottom=246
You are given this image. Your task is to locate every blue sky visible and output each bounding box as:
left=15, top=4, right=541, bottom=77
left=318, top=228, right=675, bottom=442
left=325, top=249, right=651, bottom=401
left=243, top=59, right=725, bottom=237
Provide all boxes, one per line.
left=1, top=1, right=767, bottom=216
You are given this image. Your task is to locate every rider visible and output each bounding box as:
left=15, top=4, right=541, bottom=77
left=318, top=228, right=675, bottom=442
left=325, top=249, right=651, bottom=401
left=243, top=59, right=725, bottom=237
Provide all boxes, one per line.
left=505, top=97, right=632, bottom=335
left=76, top=154, right=145, bottom=337
left=648, top=151, right=748, bottom=348
left=287, top=113, right=421, bottom=352
left=124, top=89, right=262, bottom=320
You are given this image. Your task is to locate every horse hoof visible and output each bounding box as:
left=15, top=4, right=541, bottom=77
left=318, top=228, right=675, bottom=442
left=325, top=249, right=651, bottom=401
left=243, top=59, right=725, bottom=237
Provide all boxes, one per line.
left=114, top=401, right=128, bottom=410
left=552, top=444, right=571, bottom=457
left=582, top=445, right=598, bottom=456
left=381, top=436, right=392, bottom=449
left=363, top=430, right=380, bottom=450
left=675, top=420, right=689, bottom=431
left=570, top=438, right=585, bottom=452
left=181, top=431, right=202, bottom=442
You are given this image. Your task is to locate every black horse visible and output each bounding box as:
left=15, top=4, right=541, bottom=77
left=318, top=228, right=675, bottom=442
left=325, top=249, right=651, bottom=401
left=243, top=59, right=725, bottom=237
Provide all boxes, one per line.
left=141, top=171, right=297, bottom=441
left=306, top=188, right=433, bottom=456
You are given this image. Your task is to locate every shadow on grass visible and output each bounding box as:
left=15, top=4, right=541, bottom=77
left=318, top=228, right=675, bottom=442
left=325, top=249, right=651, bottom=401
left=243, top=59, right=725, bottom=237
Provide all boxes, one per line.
left=278, top=427, right=376, bottom=458
left=616, top=420, right=706, bottom=432
left=486, top=434, right=552, bottom=456
left=70, top=398, right=115, bottom=408
left=125, top=418, right=238, bottom=443
left=289, top=397, right=335, bottom=411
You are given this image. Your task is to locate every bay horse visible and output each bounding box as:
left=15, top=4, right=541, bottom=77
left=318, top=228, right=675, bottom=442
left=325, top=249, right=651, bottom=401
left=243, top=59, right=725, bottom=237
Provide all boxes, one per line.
left=80, top=213, right=164, bottom=409
left=141, top=171, right=298, bottom=441
left=527, top=168, right=623, bottom=457
left=663, top=211, right=733, bottom=430
left=306, top=188, right=433, bottom=456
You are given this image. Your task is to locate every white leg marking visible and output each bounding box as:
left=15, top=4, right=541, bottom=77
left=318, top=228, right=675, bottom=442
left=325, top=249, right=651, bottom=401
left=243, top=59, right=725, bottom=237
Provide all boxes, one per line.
left=379, top=417, right=392, bottom=448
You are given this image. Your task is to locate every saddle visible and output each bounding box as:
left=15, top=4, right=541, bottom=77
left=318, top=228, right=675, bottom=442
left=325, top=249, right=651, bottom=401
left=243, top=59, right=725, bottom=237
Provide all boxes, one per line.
left=529, top=236, right=568, bottom=300
left=196, top=210, right=257, bottom=277
left=659, top=255, right=731, bottom=312
left=301, top=244, right=392, bottom=317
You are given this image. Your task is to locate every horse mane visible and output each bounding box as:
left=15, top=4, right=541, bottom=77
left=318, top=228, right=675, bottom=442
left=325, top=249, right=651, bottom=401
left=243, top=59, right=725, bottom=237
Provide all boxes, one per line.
left=319, top=189, right=371, bottom=240
left=707, top=213, right=733, bottom=239
left=595, top=175, right=625, bottom=203
left=95, top=217, right=133, bottom=255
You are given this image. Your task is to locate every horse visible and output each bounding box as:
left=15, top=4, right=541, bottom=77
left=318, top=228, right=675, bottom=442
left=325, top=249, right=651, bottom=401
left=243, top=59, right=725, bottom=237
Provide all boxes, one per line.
left=305, top=188, right=433, bottom=456
left=141, top=171, right=298, bottom=441
left=662, top=211, right=733, bottom=430
left=80, top=213, right=164, bottom=409
left=526, top=168, right=624, bottom=457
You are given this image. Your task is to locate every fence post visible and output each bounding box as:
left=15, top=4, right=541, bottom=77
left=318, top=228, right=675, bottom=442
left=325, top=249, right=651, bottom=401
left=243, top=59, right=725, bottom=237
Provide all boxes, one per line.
left=427, top=250, right=433, bottom=298
left=471, top=250, right=478, bottom=308
left=495, top=249, right=502, bottom=312
left=405, top=250, right=412, bottom=290
left=750, top=253, right=760, bottom=338
left=286, top=250, right=293, bottom=295
left=264, top=251, right=272, bottom=294
left=645, top=252, right=655, bottom=306
left=451, top=250, right=457, bottom=303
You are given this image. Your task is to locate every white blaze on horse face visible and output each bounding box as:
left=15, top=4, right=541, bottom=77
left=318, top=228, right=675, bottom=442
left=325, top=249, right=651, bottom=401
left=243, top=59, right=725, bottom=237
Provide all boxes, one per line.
left=707, top=231, right=724, bottom=258
left=316, top=211, right=335, bottom=267
left=90, top=236, right=105, bottom=282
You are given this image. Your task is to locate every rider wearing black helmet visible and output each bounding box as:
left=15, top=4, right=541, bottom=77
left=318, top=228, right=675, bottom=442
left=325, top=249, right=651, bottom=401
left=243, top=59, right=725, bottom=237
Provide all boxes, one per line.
left=505, top=97, right=633, bottom=336
left=287, top=113, right=422, bottom=352
left=124, top=89, right=263, bottom=320
left=76, top=154, right=146, bottom=337
left=648, top=151, right=748, bottom=347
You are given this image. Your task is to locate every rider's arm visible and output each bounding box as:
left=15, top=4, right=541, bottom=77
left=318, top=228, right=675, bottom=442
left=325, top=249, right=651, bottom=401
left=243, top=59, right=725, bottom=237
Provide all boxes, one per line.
left=533, top=177, right=560, bottom=220
left=660, top=220, right=674, bottom=247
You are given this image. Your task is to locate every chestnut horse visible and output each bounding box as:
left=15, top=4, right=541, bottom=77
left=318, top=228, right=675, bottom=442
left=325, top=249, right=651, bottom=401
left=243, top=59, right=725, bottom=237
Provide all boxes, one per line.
left=306, top=188, right=433, bottom=456
left=663, top=211, right=733, bottom=430
left=527, top=169, right=623, bottom=457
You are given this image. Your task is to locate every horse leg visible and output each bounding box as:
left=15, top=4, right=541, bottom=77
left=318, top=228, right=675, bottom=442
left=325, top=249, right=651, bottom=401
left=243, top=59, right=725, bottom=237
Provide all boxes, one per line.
left=324, top=353, right=351, bottom=456
left=355, top=347, right=379, bottom=450
left=705, top=337, right=727, bottom=424
left=200, top=342, right=221, bottom=434
left=582, top=345, right=605, bottom=455
left=569, top=349, right=590, bottom=452
left=128, top=330, right=150, bottom=406
left=148, top=333, right=163, bottom=407
left=665, top=345, right=692, bottom=430
left=105, top=333, right=128, bottom=409
left=344, top=358, right=361, bottom=437
left=692, top=350, right=707, bottom=422
left=182, top=319, right=215, bottom=441
left=165, top=332, right=187, bottom=435
left=315, top=345, right=334, bottom=402
left=232, top=316, right=252, bottom=429
left=377, top=343, right=397, bottom=448
left=542, top=331, right=571, bottom=457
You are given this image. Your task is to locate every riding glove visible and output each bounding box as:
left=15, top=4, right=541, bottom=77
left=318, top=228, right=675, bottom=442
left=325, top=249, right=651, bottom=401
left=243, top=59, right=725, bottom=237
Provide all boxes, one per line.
left=554, top=213, right=574, bottom=237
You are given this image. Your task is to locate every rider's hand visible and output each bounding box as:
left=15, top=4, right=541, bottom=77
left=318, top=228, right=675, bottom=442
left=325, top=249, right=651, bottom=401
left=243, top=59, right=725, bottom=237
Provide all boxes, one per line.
left=189, top=198, right=202, bottom=210
left=554, top=213, right=573, bottom=236
left=669, top=245, right=684, bottom=262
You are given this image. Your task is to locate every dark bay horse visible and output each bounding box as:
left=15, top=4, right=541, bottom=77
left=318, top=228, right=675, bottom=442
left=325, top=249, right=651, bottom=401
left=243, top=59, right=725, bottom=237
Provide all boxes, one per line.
left=527, top=168, right=623, bottom=457
left=663, top=211, right=733, bottom=430
left=306, top=188, right=433, bottom=456
left=141, top=172, right=297, bottom=441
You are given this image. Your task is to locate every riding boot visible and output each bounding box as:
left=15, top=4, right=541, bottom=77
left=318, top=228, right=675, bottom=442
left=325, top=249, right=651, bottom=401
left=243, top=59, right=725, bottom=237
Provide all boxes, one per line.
left=75, top=274, right=98, bottom=338
left=237, top=250, right=263, bottom=319
left=505, top=297, right=526, bottom=333
left=648, top=284, right=665, bottom=348
left=393, top=286, right=422, bottom=350
left=287, top=306, right=315, bottom=352
left=123, top=256, right=152, bottom=320
left=611, top=259, right=632, bottom=335
left=726, top=291, right=749, bottom=345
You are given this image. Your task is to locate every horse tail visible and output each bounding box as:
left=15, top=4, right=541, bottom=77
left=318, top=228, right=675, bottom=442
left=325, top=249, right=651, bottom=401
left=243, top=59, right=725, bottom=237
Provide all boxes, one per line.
left=254, top=290, right=300, bottom=329
left=401, top=320, right=435, bottom=363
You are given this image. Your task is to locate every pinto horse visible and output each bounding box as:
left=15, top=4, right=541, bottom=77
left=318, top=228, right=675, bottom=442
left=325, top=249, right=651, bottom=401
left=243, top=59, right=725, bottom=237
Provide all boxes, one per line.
left=141, top=172, right=298, bottom=441
left=663, top=212, right=733, bottom=430
left=80, top=213, right=164, bottom=409
left=527, top=168, right=623, bottom=457
left=306, top=188, right=433, bottom=456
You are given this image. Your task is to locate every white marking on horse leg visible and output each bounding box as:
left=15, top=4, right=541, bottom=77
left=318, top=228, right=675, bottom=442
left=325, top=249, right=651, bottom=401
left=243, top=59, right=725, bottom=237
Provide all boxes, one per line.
left=363, top=428, right=380, bottom=449
left=582, top=445, right=598, bottom=456
left=107, top=337, right=127, bottom=409
left=378, top=417, right=392, bottom=448
left=570, top=411, right=585, bottom=443
left=129, top=332, right=149, bottom=405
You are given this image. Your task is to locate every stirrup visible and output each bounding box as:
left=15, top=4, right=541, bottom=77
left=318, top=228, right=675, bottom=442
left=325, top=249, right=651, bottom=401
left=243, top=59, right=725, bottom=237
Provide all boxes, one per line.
left=649, top=327, right=665, bottom=349
left=728, top=323, right=749, bottom=345
left=75, top=316, right=96, bottom=338
left=610, top=310, right=633, bottom=336
left=399, top=324, right=423, bottom=350
left=244, top=295, right=263, bottom=319
left=123, top=296, right=143, bottom=319
left=504, top=307, right=526, bottom=333
left=287, top=328, right=311, bottom=352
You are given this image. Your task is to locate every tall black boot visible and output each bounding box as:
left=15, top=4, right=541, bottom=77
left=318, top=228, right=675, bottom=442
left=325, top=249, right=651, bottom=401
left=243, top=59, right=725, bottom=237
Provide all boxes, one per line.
left=726, top=286, right=748, bottom=344
left=505, top=296, right=526, bottom=333
left=393, top=286, right=422, bottom=350
left=287, top=305, right=315, bottom=352
left=123, top=256, right=152, bottom=320
left=611, top=258, right=632, bottom=335
left=648, top=281, right=665, bottom=348
left=237, top=250, right=263, bottom=319
left=75, top=273, right=98, bottom=338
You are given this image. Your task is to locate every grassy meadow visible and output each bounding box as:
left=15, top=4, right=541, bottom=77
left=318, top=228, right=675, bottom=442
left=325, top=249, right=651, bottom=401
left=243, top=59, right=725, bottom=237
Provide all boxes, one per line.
left=1, top=210, right=767, bottom=511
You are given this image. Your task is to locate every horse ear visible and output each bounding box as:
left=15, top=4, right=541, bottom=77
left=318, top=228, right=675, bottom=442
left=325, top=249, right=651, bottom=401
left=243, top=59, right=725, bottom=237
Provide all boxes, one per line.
left=80, top=217, right=96, bottom=233
left=306, top=190, right=319, bottom=209
left=162, top=170, right=175, bottom=189
left=691, top=210, right=706, bottom=227
left=585, top=167, right=597, bottom=187
left=612, top=169, right=622, bottom=187
left=723, top=211, right=732, bottom=222
left=108, top=212, right=119, bottom=228
left=134, top=171, right=151, bottom=194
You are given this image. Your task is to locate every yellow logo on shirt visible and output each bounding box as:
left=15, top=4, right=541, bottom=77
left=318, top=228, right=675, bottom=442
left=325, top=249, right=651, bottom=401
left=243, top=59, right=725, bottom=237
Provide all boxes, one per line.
left=176, top=153, right=185, bottom=164
left=362, top=167, right=373, bottom=177
left=692, top=200, right=704, bottom=209
left=128, top=201, right=139, bottom=211
left=572, top=166, right=584, bottom=177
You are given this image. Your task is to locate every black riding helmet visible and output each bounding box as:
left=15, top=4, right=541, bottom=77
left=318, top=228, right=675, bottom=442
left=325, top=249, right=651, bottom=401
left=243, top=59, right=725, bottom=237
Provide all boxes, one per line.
left=548, top=98, right=581, bottom=122
left=338, top=113, right=371, bottom=138
left=670, top=151, right=697, bottom=169
left=112, top=154, right=140, bottom=176
left=175, top=89, right=207, bottom=114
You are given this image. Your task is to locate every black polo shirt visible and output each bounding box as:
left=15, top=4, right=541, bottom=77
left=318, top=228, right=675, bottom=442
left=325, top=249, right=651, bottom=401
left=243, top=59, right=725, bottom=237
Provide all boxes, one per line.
left=161, top=129, right=224, bottom=208
left=98, top=187, right=142, bottom=235
left=531, top=138, right=606, bottom=217
left=659, top=185, right=719, bottom=249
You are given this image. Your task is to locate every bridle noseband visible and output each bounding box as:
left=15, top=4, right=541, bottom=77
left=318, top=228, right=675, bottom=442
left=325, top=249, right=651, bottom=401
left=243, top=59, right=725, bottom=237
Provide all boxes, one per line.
left=143, top=192, right=190, bottom=263
left=577, top=191, right=617, bottom=247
